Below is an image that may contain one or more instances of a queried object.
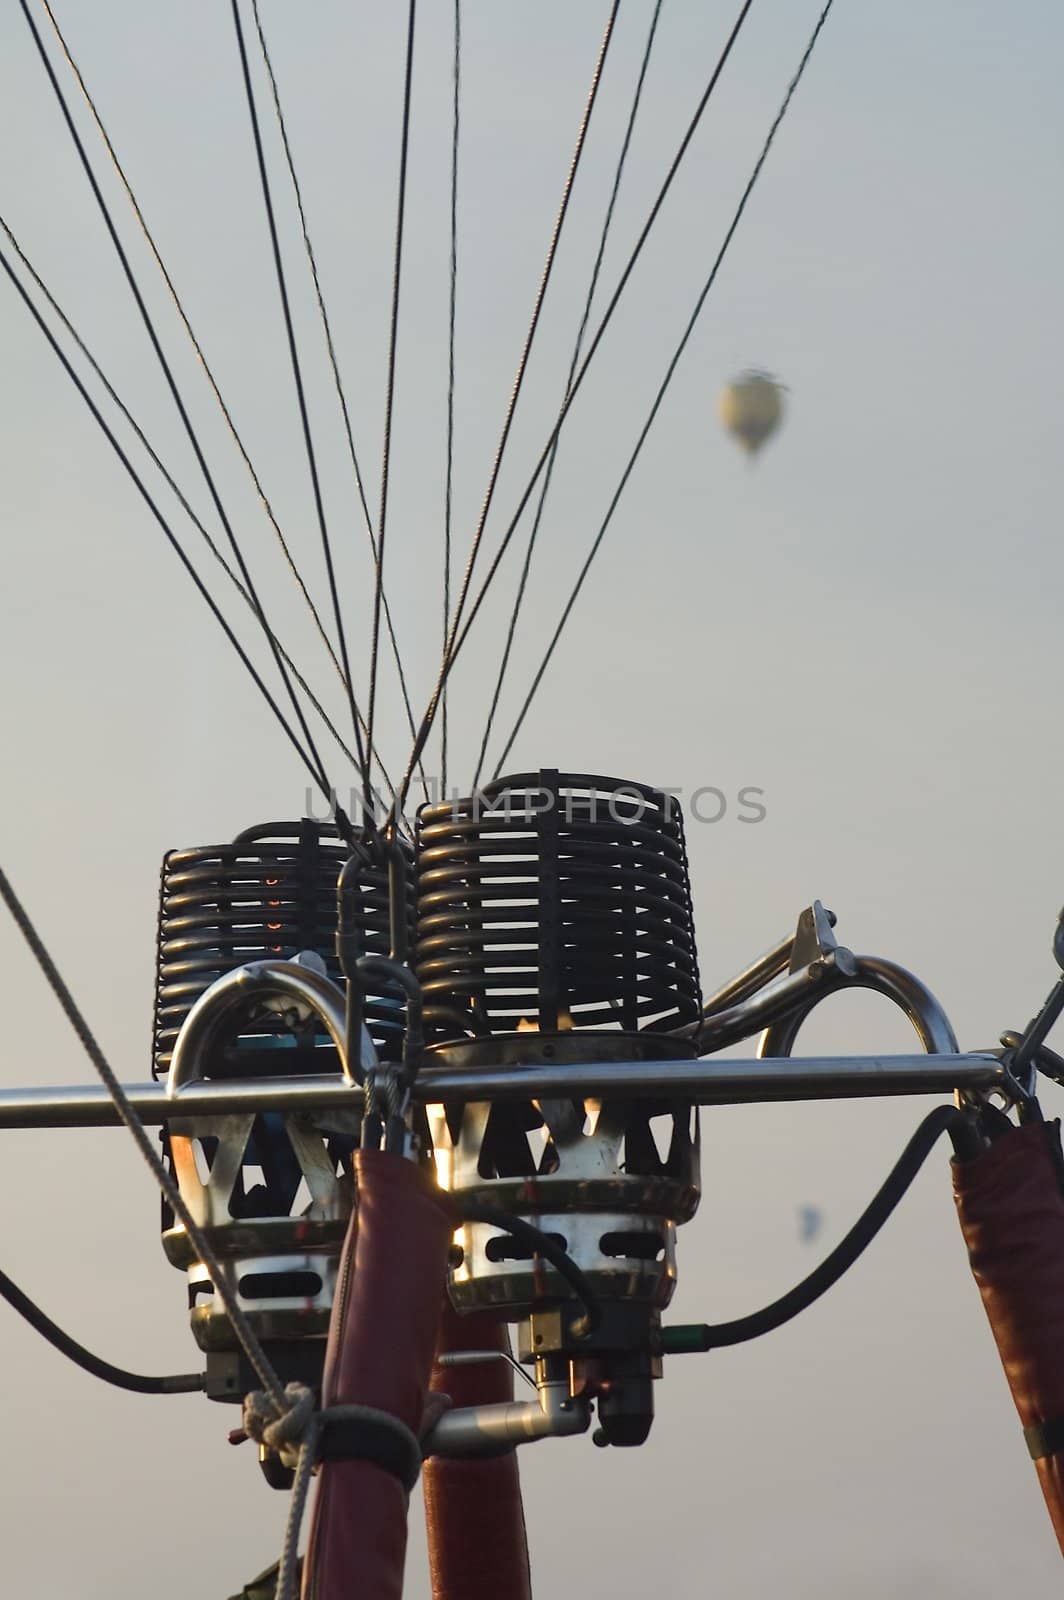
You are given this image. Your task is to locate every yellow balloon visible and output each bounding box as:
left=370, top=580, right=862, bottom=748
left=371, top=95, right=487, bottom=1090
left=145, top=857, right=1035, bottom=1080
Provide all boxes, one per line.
left=718, top=370, right=785, bottom=455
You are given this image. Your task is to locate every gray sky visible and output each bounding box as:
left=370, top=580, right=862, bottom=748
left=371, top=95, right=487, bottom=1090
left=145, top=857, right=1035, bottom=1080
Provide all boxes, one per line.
left=2, top=1, right=1063, bottom=1593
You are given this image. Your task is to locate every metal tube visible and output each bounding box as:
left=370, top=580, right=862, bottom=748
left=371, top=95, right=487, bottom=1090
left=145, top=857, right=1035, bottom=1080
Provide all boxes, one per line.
left=697, top=931, right=795, bottom=1017
left=167, top=959, right=351, bottom=1093
left=423, top=1381, right=590, bottom=1458
left=0, top=1054, right=1005, bottom=1129
left=757, top=954, right=959, bottom=1059
left=697, top=951, right=856, bottom=1053
left=414, top=1053, right=1002, bottom=1105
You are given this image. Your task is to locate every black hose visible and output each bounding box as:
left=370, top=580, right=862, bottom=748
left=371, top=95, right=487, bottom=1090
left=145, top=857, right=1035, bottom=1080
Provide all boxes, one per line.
left=0, top=1267, right=203, bottom=1395
left=676, top=1105, right=972, bottom=1352
left=457, top=1202, right=601, bottom=1335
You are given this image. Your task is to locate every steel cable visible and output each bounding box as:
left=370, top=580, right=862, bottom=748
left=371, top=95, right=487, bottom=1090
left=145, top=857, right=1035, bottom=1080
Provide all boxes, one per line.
left=495, top=0, right=835, bottom=771
left=249, top=0, right=428, bottom=808
left=229, top=0, right=371, bottom=805
left=23, top=0, right=334, bottom=802
left=0, top=865, right=286, bottom=1407
left=366, top=0, right=419, bottom=813
left=394, top=0, right=755, bottom=816
left=39, top=0, right=360, bottom=760
left=0, top=213, right=400, bottom=817
left=441, top=0, right=462, bottom=798
left=410, top=1, right=618, bottom=814
left=0, top=239, right=352, bottom=826
left=474, top=0, right=666, bottom=787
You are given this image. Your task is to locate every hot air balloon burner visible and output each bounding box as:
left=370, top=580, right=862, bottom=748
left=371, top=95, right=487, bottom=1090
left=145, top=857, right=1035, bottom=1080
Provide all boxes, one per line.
left=154, top=820, right=413, bottom=1399
left=426, top=1032, right=700, bottom=1445
left=415, top=768, right=702, bottom=1039
left=153, top=819, right=411, bottom=1077
left=417, top=770, right=703, bottom=1445
left=161, top=1099, right=355, bottom=1399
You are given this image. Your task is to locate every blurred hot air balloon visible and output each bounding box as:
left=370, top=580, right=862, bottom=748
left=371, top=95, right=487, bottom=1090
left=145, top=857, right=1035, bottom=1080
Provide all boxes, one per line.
left=797, top=1204, right=823, bottom=1244
left=718, top=369, right=785, bottom=456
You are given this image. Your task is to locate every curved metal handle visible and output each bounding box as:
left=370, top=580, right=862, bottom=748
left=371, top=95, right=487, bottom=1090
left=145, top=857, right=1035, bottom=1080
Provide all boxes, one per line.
left=756, top=955, right=959, bottom=1060
left=167, top=959, right=355, bottom=1095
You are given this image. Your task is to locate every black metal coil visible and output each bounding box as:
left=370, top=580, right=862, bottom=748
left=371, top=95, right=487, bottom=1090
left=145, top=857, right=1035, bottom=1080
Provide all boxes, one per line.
left=152, top=819, right=414, bottom=1076
left=415, top=770, right=701, bottom=1040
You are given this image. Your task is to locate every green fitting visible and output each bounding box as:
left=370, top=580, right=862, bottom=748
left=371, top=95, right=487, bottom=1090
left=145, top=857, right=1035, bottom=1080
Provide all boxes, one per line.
left=659, top=1323, right=712, bottom=1355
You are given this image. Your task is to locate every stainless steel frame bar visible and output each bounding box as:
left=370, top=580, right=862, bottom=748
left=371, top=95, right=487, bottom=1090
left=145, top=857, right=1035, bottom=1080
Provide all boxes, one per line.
left=0, top=1053, right=1004, bottom=1129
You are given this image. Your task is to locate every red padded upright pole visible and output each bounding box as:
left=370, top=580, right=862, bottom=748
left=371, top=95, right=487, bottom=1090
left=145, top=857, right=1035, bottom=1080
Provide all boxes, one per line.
left=954, top=1119, right=1064, bottom=1555
left=423, top=1303, right=533, bottom=1600
left=301, top=1150, right=454, bottom=1599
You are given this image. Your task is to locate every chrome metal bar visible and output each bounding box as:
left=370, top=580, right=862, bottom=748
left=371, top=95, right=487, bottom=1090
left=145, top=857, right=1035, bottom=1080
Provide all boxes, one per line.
left=758, top=955, right=960, bottom=1059
left=416, top=1053, right=1003, bottom=1105
left=423, top=1381, right=590, bottom=1458
left=687, top=901, right=840, bottom=1044
left=697, top=950, right=855, bottom=1053
left=436, top=1349, right=538, bottom=1390
left=0, top=1077, right=360, bottom=1128
left=697, top=931, right=795, bottom=1017
left=0, top=1053, right=1004, bottom=1128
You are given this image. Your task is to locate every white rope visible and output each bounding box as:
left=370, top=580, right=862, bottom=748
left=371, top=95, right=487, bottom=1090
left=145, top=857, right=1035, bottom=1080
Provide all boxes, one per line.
left=243, top=1382, right=319, bottom=1469
left=238, top=1384, right=428, bottom=1600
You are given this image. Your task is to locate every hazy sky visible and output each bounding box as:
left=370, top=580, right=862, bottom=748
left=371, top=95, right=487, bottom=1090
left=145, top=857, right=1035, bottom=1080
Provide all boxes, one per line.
left=2, top=2, right=1063, bottom=1594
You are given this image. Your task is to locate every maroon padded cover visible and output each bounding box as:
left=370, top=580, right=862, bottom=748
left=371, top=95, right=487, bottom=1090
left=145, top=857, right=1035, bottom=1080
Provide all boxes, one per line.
left=954, top=1120, right=1064, bottom=1555
left=423, top=1303, right=533, bottom=1600
left=302, top=1151, right=454, bottom=1599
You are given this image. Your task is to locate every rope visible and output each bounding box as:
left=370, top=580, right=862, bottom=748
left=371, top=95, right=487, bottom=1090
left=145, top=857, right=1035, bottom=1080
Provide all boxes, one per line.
left=474, top=0, right=665, bottom=786
left=39, top=0, right=360, bottom=758
left=278, top=1416, right=318, bottom=1600
left=22, top=0, right=335, bottom=804
left=366, top=0, right=419, bottom=812
left=0, top=865, right=286, bottom=1408
left=0, top=240, right=352, bottom=829
left=0, top=213, right=399, bottom=815
left=494, top=0, right=836, bottom=770
left=0, top=868, right=428, bottom=1600
left=237, top=1387, right=424, bottom=1600
left=393, top=0, right=754, bottom=817
left=0, top=1264, right=202, bottom=1395
left=249, top=0, right=429, bottom=806
left=233, top=1384, right=319, bottom=1600
left=441, top=0, right=462, bottom=798
left=229, top=0, right=371, bottom=806
left=241, top=1382, right=318, bottom=1469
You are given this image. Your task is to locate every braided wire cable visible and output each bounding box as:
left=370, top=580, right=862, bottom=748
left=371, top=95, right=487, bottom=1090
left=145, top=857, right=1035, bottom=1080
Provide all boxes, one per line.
left=393, top=0, right=753, bottom=818
left=366, top=0, right=419, bottom=811
left=40, top=0, right=361, bottom=748
left=0, top=864, right=286, bottom=1409
left=248, top=0, right=429, bottom=804
left=474, top=0, right=666, bottom=786
left=229, top=0, right=371, bottom=803
left=441, top=0, right=462, bottom=796
left=0, top=238, right=352, bottom=826
left=0, top=212, right=399, bottom=815
left=495, top=0, right=837, bottom=768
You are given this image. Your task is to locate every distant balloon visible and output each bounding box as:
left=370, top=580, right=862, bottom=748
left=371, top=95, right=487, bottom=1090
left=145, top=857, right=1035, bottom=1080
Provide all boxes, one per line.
left=718, top=369, right=785, bottom=456
left=797, top=1204, right=823, bottom=1244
